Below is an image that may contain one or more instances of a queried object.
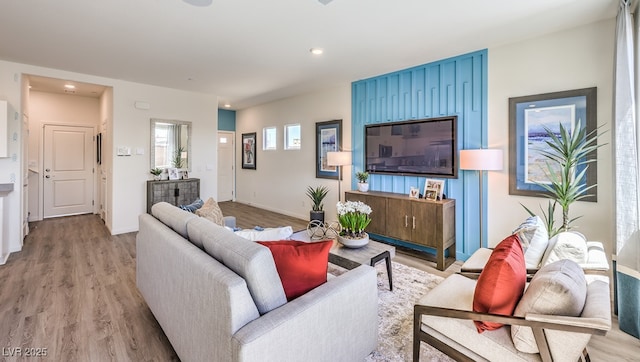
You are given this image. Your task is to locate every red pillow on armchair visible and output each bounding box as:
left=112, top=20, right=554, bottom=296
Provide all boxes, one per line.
left=257, top=240, right=332, bottom=301
left=472, top=234, right=527, bottom=332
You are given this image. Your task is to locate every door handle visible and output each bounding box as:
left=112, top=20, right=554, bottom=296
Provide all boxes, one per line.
left=45, top=168, right=50, bottom=172
left=405, top=215, right=408, bottom=228
left=45, top=175, right=50, bottom=178
left=412, top=216, right=416, bottom=229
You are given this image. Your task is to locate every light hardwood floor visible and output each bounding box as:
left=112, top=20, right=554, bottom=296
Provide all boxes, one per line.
left=0, top=202, right=637, bottom=361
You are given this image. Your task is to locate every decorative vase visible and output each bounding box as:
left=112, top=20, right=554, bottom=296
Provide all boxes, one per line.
left=338, top=232, right=369, bottom=249
left=358, top=182, right=369, bottom=192
left=153, top=175, right=161, bottom=181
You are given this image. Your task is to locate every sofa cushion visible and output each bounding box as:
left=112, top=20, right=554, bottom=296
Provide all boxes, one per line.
left=540, top=231, right=588, bottom=267
left=235, top=226, right=294, bottom=241
left=187, top=217, right=287, bottom=315
left=257, top=240, right=332, bottom=301
left=511, top=259, right=587, bottom=353
left=512, top=216, right=549, bottom=268
left=473, top=234, right=526, bottom=332
left=195, top=197, right=225, bottom=226
left=151, top=202, right=198, bottom=239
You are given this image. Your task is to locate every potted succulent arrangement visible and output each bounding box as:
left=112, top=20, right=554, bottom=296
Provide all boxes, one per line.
left=356, top=171, right=369, bottom=192
left=336, top=200, right=372, bottom=248
left=306, top=185, right=330, bottom=223
left=150, top=167, right=163, bottom=181
left=522, top=120, right=604, bottom=237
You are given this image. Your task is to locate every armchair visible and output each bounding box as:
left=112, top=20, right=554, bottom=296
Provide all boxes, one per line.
left=413, top=273, right=611, bottom=362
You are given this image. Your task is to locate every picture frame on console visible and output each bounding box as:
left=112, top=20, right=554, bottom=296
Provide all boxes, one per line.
left=168, top=168, right=180, bottom=180
left=242, top=132, right=257, bottom=170
left=315, top=119, right=342, bottom=179
left=508, top=87, right=597, bottom=201
left=424, top=179, right=444, bottom=201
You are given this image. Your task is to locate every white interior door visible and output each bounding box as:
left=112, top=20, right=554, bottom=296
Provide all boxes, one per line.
left=217, top=131, right=235, bottom=201
left=43, top=125, right=94, bottom=218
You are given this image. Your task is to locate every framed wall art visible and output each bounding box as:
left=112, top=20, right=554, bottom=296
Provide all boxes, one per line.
left=315, top=119, right=342, bottom=179
left=508, top=87, right=597, bottom=201
left=242, top=132, right=257, bottom=170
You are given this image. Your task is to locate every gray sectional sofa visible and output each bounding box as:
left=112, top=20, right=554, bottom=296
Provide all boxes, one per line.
left=137, top=202, right=378, bottom=362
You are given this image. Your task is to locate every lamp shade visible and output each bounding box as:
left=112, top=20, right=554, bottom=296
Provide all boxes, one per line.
left=327, top=151, right=352, bottom=166
left=459, top=149, right=503, bottom=171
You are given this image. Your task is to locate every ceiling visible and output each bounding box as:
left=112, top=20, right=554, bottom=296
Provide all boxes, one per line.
left=0, top=0, right=617, bottom=110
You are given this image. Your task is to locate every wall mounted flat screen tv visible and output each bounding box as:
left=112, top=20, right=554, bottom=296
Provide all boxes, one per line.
left=365, top=116, right=458, bottom=178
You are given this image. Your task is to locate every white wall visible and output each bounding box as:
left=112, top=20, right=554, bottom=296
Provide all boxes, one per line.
left=110, top=83, right=218, bottom=234
left=487, top=19, right=615, bottom=255
left=0, top=60, right=219, bottom=258
left=236, top=84, right=352, bottom=221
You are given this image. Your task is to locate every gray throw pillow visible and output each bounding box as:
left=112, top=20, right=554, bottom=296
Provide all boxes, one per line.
left=511, top=259, right=587, bottom=353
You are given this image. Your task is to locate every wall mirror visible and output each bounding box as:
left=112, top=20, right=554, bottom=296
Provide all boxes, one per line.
left=150, top=118, right=192, bottom=170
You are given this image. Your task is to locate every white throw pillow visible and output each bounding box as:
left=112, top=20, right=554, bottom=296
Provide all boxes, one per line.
left=512, top=216, right=549, bottom=268
left=234, top=226, right=294, bottom=241
left=541, top=231, right=588, bottom=267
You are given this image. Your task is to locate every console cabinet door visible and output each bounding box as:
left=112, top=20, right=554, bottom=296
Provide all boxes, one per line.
left=346, top=192, right=387, bottom=235
left=412, top=201, right=437, bottom=248
left=386, top=198, right=412, bottom=241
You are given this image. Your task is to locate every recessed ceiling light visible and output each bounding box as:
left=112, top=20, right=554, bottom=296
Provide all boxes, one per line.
left=64, top=84, right=76, bottom=89
left=224, top=103, right=231, bottom=108
left=310, top=48, right=324, bottom=55
left=183, top=0, right=213, bottom=6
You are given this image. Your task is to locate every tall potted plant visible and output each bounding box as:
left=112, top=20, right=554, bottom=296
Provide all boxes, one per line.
left=524, top=120, right=604, bottom=236
left=306, top=185, right=329, bottom=223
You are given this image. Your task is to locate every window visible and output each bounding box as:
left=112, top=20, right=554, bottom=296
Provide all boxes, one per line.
left=263, top=127, right=276, bottom=150
left=284, top=124, right=301, bottom=150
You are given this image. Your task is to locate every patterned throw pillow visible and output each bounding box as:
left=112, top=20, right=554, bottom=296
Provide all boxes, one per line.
left=179, top=198, right=204, bottom=213
left=195, top=197, right=224, bottom=226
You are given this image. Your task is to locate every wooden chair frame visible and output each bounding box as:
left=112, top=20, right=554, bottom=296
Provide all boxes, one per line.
left=413, top=304, right=610, bottom=362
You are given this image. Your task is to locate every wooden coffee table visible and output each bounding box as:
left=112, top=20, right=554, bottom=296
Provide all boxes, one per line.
left=291, top=230, right=396, bottom=290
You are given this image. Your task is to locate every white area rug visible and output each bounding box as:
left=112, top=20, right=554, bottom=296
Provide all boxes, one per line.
left=329, top=261, right=455, bottom=361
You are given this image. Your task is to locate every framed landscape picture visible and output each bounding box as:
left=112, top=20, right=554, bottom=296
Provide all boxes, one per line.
left=315, top=119, right=342, bottom=179
left=508, top=87, right=597, bottom=201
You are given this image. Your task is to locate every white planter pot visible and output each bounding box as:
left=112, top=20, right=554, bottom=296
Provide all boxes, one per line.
left=338, top=232, right=369, bottom=249
left=357, top=182, right=369, bottom=192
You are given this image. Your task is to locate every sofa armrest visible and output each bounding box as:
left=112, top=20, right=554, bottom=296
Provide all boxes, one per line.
left=524, top=313, right=610, bottom=334
left=231, top=265, right=378, bottom=362
left=579, top=241, right=609, bottom=272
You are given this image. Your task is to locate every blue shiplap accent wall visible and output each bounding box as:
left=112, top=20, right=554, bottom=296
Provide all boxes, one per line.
left=351, top=49, right=488, bottom=260
left=218, top=109, right=236, bottom=131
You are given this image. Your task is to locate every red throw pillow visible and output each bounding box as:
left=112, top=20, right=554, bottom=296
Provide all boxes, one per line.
left=257, top=240, right=332, bottom=301
left=472, top=234, right=526, bottom=332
